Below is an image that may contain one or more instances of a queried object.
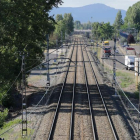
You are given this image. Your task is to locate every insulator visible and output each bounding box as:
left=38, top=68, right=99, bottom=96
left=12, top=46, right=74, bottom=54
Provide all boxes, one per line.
left=46, top=82, right=50, bottom=87
left=23, top=103, right=26, bottom=106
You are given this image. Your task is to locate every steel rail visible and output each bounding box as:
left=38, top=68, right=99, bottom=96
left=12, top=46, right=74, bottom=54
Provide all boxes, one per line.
left=69, top=39, right=78, bottom=140
left=47, top=40, right=75, bottom=140
left=80, top=40, right=97, bottom=140
left=84, top=40, right=119, bottom=140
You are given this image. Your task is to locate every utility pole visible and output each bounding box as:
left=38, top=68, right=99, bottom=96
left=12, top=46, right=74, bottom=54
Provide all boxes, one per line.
left=46, top=34, right=50, bottom=89
left=91, top=17, right=92, bottom=38
left=138, top=59, right=140, bottom=139
left=56, top=40, right=58, bottom=85
left=21, top=52, right=27, bottom=136
left=65, top=31, right=67, bottom=56
left=113, top=37, right=117, bottom=95
left=136, top=58, right=140, bottom=139
left=138, top=80, right=140, bottom=139
left=61, top=31, right=64, bottom=62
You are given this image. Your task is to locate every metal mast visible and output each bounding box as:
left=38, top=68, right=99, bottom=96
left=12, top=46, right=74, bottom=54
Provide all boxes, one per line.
left=113, top=37, right=117, bottom=95
left=21, top=52, right=27, bottom=136
left=46, top=35, right=50, bottom=89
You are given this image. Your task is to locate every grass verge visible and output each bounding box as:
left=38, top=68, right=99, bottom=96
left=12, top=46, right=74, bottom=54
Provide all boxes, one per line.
left=0, top=119, right=34, bottom=140
left=116, top=71, right=134, bottom=88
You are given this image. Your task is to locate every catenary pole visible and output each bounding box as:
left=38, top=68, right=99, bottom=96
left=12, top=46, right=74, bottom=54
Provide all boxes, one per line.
left=46, top=34, right=50, bottom=89
left=21, top=52, right=27, bottom=136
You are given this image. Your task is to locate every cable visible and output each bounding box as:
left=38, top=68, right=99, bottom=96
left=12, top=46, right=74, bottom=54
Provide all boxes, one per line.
left=102, top=56, right=140, bottom=74
left=26, top=61, right=46, bottom=73
left=0, top=69, right=59, bottom=137
left=0, top=70, right=22, bottom=102
left=25, top=43, right=71, bottom=73
left=115, top=76, right=140, bottom=113
left=0, top=41, right=75, bottom=137
left=25, top=61, right=43, bottom=71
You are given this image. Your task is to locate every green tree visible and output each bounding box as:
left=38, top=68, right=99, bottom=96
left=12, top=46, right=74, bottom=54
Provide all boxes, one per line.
left=56, top=14, right=63, bottom=22
left=92, top=22, right=100, bottom=38
left=0, top=0, right=62, bottom=106
left=54, top=20, right=66, bottom=40
left=63, top=13, right=74, bottom=34
left=124, top=2, right=140, bottom=30
left=74, top=21, right=81, bottom=29
left=52, top=13, right=74, bottom=42
left=92, top=22, right=113, bottom=40
left=99, top=22, right=114, bottom=39
left=113, top=10, right=124, bottom=30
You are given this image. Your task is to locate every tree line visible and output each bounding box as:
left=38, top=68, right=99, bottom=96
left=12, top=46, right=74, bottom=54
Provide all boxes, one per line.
left=74, top=1, right=140, bottom=41
left=74, top=21, right=92, bottom=30
left=49, top=13, right=74, bottom=46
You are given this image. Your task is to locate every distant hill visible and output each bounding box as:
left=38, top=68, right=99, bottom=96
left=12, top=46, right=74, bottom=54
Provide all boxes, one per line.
left=49, top=3, right=126, bottom=24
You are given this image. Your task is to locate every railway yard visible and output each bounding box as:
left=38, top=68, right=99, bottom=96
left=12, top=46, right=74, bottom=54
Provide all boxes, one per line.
left=1, top=35, right=138, bottom=140
left=32, top=37, right=136, bottom=140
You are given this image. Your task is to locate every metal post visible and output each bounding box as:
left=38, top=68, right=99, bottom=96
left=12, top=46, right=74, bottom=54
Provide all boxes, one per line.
left=56, top=40, right=58, bottom=84
left=102, top=50, right=104, bottom=73
left=65, top=31, right=66, bottom=40
left=21, top=53, right=27, bottom=136
left=61, top=31, right=63, bottom=62
left=138, top=61, right=139, bottom=77
left=113, top=37, right=117, bottom=95
left=138, top=95, right=140, bottom=139
left=138, top=60, right=140, bottom=139
left=46, top=34, right=50, bottom=89
left=65, top=32, right=67, bottom=57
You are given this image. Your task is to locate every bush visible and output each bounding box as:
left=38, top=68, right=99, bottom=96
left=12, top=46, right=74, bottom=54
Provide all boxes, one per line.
left=134, top=91, right=139, bottom=99
left=0, top=108, right=9, bottom=127
left=128, top=34, right=135, bottom=44
left=2, top=94, right=14, bottom=108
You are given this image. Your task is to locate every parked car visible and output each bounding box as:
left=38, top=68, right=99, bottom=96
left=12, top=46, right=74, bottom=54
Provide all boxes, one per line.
left=115, top=50, right=119, bottom=53
left=122, top=44, right=129, bottom=47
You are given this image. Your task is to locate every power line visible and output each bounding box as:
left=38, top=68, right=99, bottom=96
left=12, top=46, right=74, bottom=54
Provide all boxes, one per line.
left=0, top=70, right=22, bottom=102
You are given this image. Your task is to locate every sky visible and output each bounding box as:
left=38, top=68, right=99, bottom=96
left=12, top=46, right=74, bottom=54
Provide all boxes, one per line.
left=59, top=0, right=139, bottom=10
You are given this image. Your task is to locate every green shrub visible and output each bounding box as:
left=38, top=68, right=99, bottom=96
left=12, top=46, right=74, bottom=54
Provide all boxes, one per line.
left=134, top=91, right=139, bottom=99
left=0, top=108, right=9, bottom=127
left=2, top=119, right=21, bottom=129
left=2, top=94, right=14, bottom=108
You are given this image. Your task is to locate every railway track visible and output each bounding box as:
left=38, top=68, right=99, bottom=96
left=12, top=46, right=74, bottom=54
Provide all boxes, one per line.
left=47, top=38, right=78, bottom=140
left=80, top=40, right=97, bottom=140
left=81, top=38, right=118, bottom=139
left=69, top=38, right=78, bottom=140
left=73, top=41, right=93, bottom=139
left=86, top=38, right=135, bottom=139
left=40, top=37, right=131, bottom=140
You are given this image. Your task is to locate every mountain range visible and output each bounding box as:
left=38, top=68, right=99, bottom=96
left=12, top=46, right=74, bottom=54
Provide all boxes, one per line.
left=49, top=3, right=126, bottom=24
